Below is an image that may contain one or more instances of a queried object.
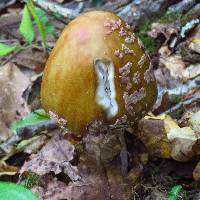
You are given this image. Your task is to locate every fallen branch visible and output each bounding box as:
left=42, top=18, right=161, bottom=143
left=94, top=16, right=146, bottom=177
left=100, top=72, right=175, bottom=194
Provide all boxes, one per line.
left=154, top=76, right=200, bottom=113
left=117, top=0, right=180, bottom=27
left=32, top=0, right=84, bottom=20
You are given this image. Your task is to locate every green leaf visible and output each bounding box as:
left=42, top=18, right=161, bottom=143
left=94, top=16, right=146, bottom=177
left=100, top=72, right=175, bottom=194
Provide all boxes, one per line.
left=168, top=196, right=177, bottom=200
left=11, top=109, right=50, bottom=134
left=0, top=43, right=18, bottom=58
left=45, top=23, right=55, bottom=34
left=0, top=182, right=40, bottom=200
left=19, top=5, right=35, bottom=44
left=168, top=185, right=183, bottom=200
left=35, top=7, right=55, bottom=34
left=35, top=7, right=48, bottom=24
left=27, top=0, right=47, bottom=47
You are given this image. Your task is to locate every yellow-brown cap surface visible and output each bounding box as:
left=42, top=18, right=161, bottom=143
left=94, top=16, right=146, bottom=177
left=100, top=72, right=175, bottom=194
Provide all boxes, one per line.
left=41, top=11, right=157, bottom=134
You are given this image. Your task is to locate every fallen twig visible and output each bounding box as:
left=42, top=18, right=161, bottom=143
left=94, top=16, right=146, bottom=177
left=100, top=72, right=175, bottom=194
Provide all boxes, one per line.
left=154, top=76, right=200, bottom=113
left=168, top=77, right=200, bottom=96
left=31, top=0, right=84, bottom=20
left=0, top=119, right=57, bottom=158
left=0, top=0, right=16, bottom=11
left=163, top=93, right=200, bottom=114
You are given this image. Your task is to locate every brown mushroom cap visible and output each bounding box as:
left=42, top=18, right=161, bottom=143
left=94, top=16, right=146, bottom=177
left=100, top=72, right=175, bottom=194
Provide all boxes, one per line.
left=41, top=11, right=157, bottom=134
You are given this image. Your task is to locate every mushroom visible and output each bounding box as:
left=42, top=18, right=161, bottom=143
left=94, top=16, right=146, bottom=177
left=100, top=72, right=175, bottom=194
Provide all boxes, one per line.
left=41, top=11, right=157, bottom=175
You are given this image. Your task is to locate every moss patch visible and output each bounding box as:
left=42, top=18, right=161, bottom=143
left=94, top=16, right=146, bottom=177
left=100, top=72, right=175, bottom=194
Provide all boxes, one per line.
left=135, top=19, right=158, bottom=55
left=136, top=12, right=192, bottom=55
left=22, top=173, right=41, bottom=189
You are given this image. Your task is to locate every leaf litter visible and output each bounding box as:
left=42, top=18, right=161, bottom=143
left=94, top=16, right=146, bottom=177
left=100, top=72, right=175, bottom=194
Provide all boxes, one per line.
left=0, top=1, right=200, bottom=199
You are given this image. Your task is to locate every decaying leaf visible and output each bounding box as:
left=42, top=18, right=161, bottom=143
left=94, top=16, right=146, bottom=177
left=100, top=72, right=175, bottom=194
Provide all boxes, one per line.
left=30, top=129, right=144, bottom=200
left=11, top=47, right=47, bottom=71
left=138, top=114, right=200, bottom=162
left=138, top=116, right=172, bottom=159
left=32, top=174, right=109, bottom=200
left=0, top=161, right=18, bottom=176
left=193, top=161, right=200, bottom=182
left=167, top=126, right=197, bottom=161
left=0, top=121, right=12, bottom=143
left=159, top=53, right=200, bottom=83
left=164, top=113, right=200, bottom=162
left=18, top=135, right=48, bottom=154
left=0, top=12, right=21, bottom=42
left=182, top=63, right=200, bottom=80
left=148, top=22, right=179, bottom=43
left=158, top=45, right=172, bottom=57
left=0, top=63, right=31, bottom=142
left=188, top=24, right=200, bottom=54
left=159, top=55, right=185, bottom=80
left=83, top=132, right=121, bottom=165
left=20, top=131, right=80, bottom=182
left=189, top=110, right=200, bottom=134
left=32, top=152, right=141, bottom=200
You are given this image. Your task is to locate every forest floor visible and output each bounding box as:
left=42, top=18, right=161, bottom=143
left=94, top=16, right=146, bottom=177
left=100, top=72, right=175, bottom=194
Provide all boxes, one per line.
left=0, top=0, right=200, bottom=199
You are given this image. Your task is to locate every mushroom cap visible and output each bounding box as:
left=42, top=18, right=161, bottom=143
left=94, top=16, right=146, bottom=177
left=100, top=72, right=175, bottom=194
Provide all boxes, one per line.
left=41, top=11, right=157, bottom=134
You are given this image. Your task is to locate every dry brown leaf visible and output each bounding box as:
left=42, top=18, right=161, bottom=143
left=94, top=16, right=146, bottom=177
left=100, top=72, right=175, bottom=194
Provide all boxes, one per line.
left=0, top=161, right=18, bottom=176
left=193, top=161, right=200, bottom=182
left=189, top=110, right=200, bottom=134
left=183, top=63, right=200, bottom=80
left=20, top=131, right=80, bottom=182
left=189, top=38, right=200, bottom=54
left=32, top=173, right=109, bottom=200
left=159, top=55, right=185, bottom=79
left=31, top=129, right=144, bottom=200
left=158, top=45, right=172, bottom=57
left=138, top=116, right=172, bottom=159
left=0, top=12, right=21, bottom=42
left=188, top=24, right=200, bottom=54
left=83, top=132, right=121, bottom=165
left=167, top=127, right=197, bottom=161
left=163, top=114, right=200, bottom=162
left=163, top=115, right=180, bottom=131
left=148, top=22, right=179, bottom=43
left=138, top=114, right=200, bottom=161
left=11, top=47, right=48, bottom=71
left=32, top=151, right=141, bottom=200
left=0, top=63, right=31, bottom=142
left=0, top=121, right=12, bottom=143
left=165, top=111, right=200, bottom=162
left=23, top=135, right=48, bottom=154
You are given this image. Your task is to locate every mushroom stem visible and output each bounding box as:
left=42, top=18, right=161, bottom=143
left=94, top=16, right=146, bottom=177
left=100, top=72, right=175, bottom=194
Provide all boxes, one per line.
left=117, top=129, right=129, bottom=176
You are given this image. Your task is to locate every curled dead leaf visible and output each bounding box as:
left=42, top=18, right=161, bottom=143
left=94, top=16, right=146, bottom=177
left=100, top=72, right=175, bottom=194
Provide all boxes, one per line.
left=20, top=131, right=80, bottom=182
left=159, top=55, right=185, bottom=80
left=11, top=47, right=48, bottom=71
left=148, top=22, right=179, bottom=40
left=0, top=63, right=31, bottom=142
left=193, top=161, right=200, bottom=182
left=138, top=114, right=200, bottom=162
left=189, top=110, right=200, bottom=134
left=167, top=127, right=197, bottom=161
left=182, top=64, right=200, bottom=80
left=0, top=161, right=18, bottom=176
left=188, top=24, right=200, bottom=54
left=138, top=116, right=172, bottom=159
left=31, top=149, right=142, bottom=200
